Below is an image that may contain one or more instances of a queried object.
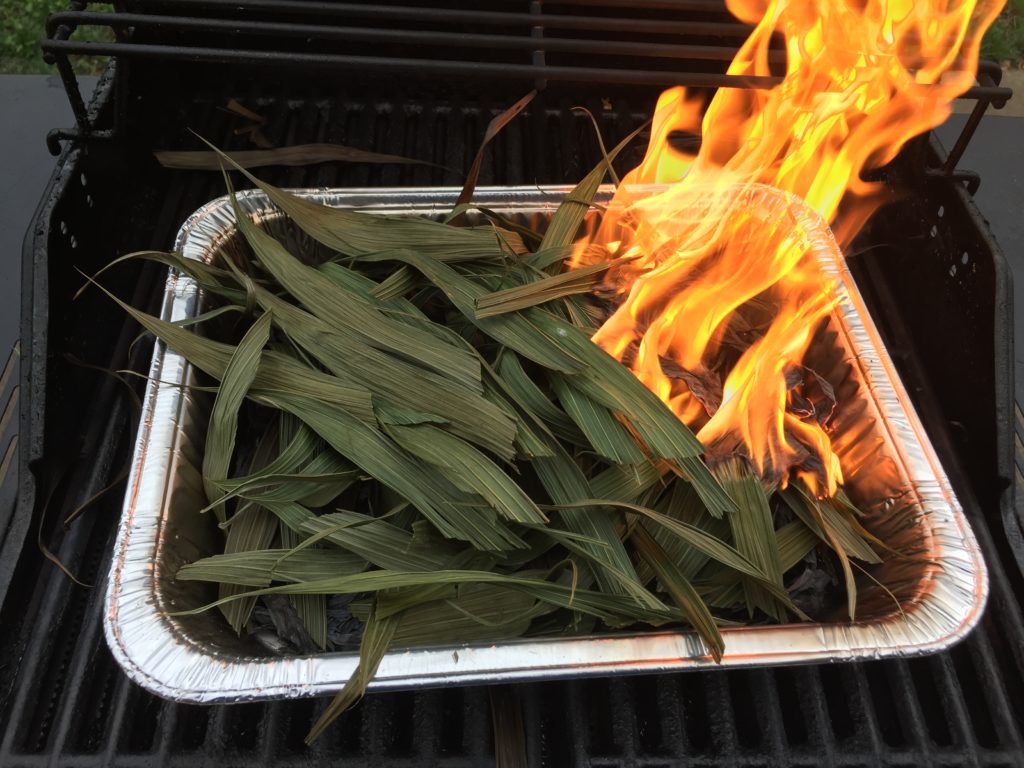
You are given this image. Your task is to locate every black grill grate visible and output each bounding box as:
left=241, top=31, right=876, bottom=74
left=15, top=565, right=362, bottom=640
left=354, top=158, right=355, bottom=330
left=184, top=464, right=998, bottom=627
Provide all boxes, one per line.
left=44, top=0, right=777, bottom=94
left=37, top=0, right=1011, bottom=149
left=3, top=9, right=1023, bottom=763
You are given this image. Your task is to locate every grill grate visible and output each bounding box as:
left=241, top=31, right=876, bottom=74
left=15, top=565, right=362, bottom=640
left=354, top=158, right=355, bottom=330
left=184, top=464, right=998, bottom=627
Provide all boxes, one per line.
left=38, top=0, right=1011, bottom=155
left=44, top=0, right=776, bottom=92
left=1, top=72, right=1022, bottom=765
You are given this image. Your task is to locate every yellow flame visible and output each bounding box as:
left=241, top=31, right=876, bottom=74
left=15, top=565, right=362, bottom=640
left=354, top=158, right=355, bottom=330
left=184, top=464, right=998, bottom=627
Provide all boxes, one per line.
left=583, top=0, right=1004, bottom=495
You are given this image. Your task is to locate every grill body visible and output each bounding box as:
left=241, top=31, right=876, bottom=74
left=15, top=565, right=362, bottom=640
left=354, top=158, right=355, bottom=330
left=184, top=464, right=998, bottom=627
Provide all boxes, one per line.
left=1, top=4, right=1021, bottom=765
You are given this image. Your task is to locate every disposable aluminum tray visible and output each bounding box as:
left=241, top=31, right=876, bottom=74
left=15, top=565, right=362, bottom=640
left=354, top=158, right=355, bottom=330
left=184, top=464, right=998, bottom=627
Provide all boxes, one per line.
left=104, top=186, right=988, bottom=704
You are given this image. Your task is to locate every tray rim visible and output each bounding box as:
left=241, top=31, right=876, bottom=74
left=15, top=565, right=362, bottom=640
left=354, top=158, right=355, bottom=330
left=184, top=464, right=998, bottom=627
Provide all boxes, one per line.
left=103, top=185, right=989, bottom=704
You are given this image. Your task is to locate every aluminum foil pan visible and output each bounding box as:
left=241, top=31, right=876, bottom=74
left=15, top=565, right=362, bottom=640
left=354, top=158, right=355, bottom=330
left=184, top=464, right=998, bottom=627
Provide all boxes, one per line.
left=104, top=186, right=988, bottom=704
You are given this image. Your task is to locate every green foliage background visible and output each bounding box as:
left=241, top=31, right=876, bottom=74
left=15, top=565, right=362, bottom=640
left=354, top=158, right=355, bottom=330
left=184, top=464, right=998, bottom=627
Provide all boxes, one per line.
left=982, top=0, right=1024, bottom=63
left=0, top=0, right=112, bottom=74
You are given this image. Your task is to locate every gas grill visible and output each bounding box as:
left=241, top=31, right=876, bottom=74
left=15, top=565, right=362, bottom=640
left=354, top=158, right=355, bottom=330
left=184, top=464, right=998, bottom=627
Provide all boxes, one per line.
left=1, top=2, right=1022, bottom=766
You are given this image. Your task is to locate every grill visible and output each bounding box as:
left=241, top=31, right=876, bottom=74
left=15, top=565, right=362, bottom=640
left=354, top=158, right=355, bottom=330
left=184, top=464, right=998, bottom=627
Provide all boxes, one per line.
left=2, top=2, right=1022, bottom=766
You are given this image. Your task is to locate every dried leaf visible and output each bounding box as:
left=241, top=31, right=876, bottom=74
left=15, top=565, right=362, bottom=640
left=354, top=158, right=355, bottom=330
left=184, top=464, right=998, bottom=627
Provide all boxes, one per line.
left=228, top=184, right=483, bottom=391
left=386, top=423, right=547, bottom=526
left=631, top=525, right=723, bottom=661
left=540, top=121, right=647, bottom=250
left=156, top=144, right=439, bottom=171
left=713, top=459, right=789, bottom=622
left=205, top=138, right=526, bottom=260
left=203, top=311, right=272, bottom=523
left=550, top=374, right=646, bottom=464
left=475, top=261, right=612, bottom=318
left=454, top=90, right=537, bottom=215
left=306, top=605, right=399, bottom=743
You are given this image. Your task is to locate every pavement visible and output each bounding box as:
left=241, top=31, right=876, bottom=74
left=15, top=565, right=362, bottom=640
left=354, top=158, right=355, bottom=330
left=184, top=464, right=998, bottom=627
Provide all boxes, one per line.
left=0, top=74, right=97, bottom=358
left=953, top=68, right=1024, bottom=117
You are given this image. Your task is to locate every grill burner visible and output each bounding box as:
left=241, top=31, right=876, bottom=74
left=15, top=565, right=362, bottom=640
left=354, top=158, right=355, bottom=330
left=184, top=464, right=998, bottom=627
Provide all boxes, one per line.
left=2, top=2, right=1022, bottom=765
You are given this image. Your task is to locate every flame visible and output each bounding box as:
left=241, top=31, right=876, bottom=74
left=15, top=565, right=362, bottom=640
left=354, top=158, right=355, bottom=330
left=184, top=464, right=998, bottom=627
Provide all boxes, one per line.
left=583, top=0, right=1003, bottom=495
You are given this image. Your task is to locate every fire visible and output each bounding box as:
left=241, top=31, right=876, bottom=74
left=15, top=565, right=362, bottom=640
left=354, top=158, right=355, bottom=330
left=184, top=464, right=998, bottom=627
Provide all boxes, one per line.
left=581, top=0, right=1004, bottom=496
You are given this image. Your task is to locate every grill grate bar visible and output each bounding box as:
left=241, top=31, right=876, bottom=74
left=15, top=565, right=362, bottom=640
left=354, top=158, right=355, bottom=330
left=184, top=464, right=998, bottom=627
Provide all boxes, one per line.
left=0, top=753, right=1001, bottom=768
left=45, top=753, right=1005, bottom=768
left=40, top=39, right=783, bottom=89
left=150, top=692, right=182, bottom=764
left=890, top=660, right=938, bottom=761
left=798, top=666, right=840, bottom=764
left=44, top=567, right=114, bottom=757
left=565, top=679, right=592, bottom=767
left=750, top=667, right=789, bottom=761
left=551, top=0, right=727, bottom=9
left=47, top=11, right=781, bottom=63
left=42, top=154, right=231, bottom=765
left=2, top=375, right=141, bottom=754
left=103, top=674, right=139, bottom=760
left=706, top=672, right=742, bottom=760
left=930, top=653, right=980, bottom=752
left=846, top=661, right=887, bottom=758
left=130, top=0, right=755, bottom=37
left=962, top=634, right=1024, bottom=751
left=612, top=677, right=639, bottom=761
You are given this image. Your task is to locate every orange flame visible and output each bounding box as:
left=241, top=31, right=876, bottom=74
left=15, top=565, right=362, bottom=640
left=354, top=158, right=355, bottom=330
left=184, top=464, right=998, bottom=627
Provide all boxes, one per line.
left=583, top=0, right=1004, bottom=495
